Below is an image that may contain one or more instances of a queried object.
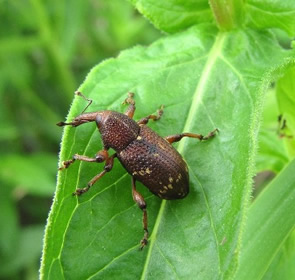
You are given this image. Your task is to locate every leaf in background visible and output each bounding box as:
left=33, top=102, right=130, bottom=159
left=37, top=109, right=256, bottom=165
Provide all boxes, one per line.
left=262, top=229, right=295, bottom=280
left=0, top=224, right=44, bottom=277
left=235, top=159, right=295, bottom=280
left=0, top=153, right=57, bottom=196
left=276, top=66, right=295, bottom=157
left=129, top=0, right=212, bottom=33
left=256, top=89, right=289, bottom=174
left=40, top=22, right=294, bottom=279
left=256, top=129, right=288, bottom=173
left=0, top=187, right=19, bottom=278
left=245, top=0, right=295, bottom=36
left=57, top=0, right=87, bottom=62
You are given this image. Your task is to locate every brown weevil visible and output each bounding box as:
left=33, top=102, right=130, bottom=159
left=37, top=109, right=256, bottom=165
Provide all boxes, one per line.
left=57, top=92, right=218, bottom=249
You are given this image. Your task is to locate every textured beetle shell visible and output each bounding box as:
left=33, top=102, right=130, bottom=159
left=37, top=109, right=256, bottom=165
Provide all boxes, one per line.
left=117, top=125, right=189, bottom=200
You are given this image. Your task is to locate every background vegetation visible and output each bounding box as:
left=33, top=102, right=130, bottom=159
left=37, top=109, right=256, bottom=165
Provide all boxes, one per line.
left=0, top=1, right=160, bottom=279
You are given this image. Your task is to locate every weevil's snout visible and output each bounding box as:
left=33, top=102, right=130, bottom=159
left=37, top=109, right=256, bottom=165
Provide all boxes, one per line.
left=57, top=112, right=104, bottom=127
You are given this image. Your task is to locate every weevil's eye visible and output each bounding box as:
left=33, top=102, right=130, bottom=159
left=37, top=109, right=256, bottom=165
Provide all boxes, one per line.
left=96, top=114, right=102, bottom=128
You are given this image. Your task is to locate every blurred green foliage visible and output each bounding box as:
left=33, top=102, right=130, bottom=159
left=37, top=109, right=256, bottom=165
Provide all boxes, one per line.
left=0, top=1, right=160, bottom=279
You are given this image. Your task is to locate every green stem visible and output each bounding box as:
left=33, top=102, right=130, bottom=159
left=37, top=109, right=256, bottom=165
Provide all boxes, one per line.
left=209, top=0, right=245, bottom=31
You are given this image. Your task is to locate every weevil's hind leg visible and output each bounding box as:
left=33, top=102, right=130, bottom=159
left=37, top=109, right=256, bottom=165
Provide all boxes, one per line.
left=123, top=92, right=136, bottom=119
left=59, top=148, right=110, bottom=170
left=165, top=128, right=219, bottom=144
left=73, top=153, right=116, bottom=196
left=137, top=105, right=164, bottom=125
left=131, top=177, right=148, bottom=249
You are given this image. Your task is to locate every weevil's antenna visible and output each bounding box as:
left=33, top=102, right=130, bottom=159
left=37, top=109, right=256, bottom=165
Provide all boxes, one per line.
left=75, top=91, right=93, bottom=114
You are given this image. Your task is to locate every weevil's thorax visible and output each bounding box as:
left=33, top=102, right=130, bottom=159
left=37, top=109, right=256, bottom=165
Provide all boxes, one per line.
left=97, top=111, right=139, bottom=152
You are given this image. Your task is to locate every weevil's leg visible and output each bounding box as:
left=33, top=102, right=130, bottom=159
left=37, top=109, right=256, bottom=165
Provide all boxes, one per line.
left=137, top=105, right=164, bottom=125
left=73, top=153, right=116, bottom=196
left=165, top=128, right=219, bottom=144
left=123, top=92, right=136, bottom=118
left=131, top=177, right=148, bottom=249
left=59, top=148, right=110, bottom=170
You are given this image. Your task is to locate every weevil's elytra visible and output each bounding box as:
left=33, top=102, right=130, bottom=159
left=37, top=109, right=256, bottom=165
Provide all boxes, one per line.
left=57, top=91, right=218, bottom=249
left=118, top=125, right=189, bottom=199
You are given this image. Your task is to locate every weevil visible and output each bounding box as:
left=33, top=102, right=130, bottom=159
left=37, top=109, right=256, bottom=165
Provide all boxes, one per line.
left=57, top=92, right=218, bottom=249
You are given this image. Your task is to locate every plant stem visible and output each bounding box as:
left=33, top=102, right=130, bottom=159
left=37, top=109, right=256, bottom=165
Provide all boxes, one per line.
left=209, top=0, right=244, bottom=31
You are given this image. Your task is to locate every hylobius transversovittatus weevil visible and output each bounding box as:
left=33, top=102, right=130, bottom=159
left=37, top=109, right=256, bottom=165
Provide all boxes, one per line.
left=57, top=92, right=218, bottom=249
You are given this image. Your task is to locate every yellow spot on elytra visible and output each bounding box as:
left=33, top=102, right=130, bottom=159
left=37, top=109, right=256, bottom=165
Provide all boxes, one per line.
left=132, top=171, right=138, bottom=175
left=160, top=189, right=167, bottom=194
left=176, top=179, right=179, bottom=183
left=178, top=173, right=182, bottom=180
left=159, top=181, right=163, bottom=185
left=169, top=177, right=173, bottom=183
left=137, top=136, right=142, bottom=140
left=153, top=153, right=159, bottom=157
left=146, top=168, right=151, bottom=174
left=185, top=166, right=188, bottom=172
left=168, top=184, right=173, bottom=189
left=139, top=170, right=145, bottom=176
left=164, top=186, right=168, bottom=190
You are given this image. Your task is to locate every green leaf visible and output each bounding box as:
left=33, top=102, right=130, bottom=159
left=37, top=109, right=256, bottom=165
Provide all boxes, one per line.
left=245, top=0, right=295, bottom=36
left=235, top=159, right=295, bottom=280
left=0, top=153, right=56, bottom=196
left=262, top=229, right=295, bottom=280
left=0, top=187, right=19, bottom=277
left=129, top=0, right=212, bottom=33
left=0, top=225, right=44, bottom=277
left=256, top=89, right=289, bottom=174
left=41, top=24, right=294, bottom=279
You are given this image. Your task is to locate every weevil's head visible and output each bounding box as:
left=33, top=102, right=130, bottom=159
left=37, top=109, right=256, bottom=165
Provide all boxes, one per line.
left=57, top=110, right=139, bottom=152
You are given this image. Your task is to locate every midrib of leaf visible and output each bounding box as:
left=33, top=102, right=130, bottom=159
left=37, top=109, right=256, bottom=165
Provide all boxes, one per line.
left=140, top=31, right=226, bottom=280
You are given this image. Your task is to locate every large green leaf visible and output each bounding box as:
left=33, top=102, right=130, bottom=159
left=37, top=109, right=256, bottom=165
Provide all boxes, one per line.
left=263, top=229, right=295, bottom=280
left=245, top=0, right=295, bottom=36
left=235, top=159, right=295, bottom=280
left=40, top=24, right=293, bottom=279
left=129, top=0, right=212, bottom=33
left=129, top=0, right=295, bottom=35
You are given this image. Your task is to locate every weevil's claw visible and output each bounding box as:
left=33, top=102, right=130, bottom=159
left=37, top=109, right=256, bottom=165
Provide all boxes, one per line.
left=58, top=159, right=75, bottom=171
left=122, top=92, right=135, bottom=105
left=57, top=121, right=66, bottom=126
left=72, top=187, right=90, bottom=196
left=201, top=128, right=219, bottom=141
left=139, top=229, right=149, bottom=250
left=140, top=238, right=148, bottom=250
left=57, top=121, right=76, bottom=127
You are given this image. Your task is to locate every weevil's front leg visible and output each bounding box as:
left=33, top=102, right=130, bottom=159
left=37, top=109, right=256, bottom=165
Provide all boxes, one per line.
left=165, top=128, right=219, bottom=144
left=123, top=92, right=136, bottom=119
left=73, top=153, right=116, bottom=196
left=137, top=105, right=164, bottom=125
left=59, top=148, right=110, bottom=170
left=131, top=177, right=148, bottom=249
